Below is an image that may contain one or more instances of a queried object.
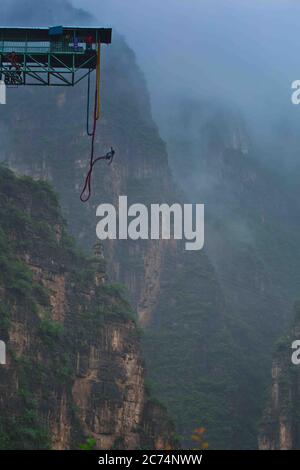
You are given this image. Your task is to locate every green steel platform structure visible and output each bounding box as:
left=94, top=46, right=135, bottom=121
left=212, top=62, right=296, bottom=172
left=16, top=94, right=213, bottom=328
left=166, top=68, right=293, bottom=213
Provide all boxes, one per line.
left=0, top=26, right=112, bottom=86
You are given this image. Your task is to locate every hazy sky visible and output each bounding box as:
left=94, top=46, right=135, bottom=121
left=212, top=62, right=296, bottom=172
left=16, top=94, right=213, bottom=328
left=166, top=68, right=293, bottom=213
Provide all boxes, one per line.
left=2, top=0, right=300, bottom=159
left=68, top=0, right=300, bottom=144
left=70, top=1, right=299, bottom=99
left=2, top=0, right=300, bottom=119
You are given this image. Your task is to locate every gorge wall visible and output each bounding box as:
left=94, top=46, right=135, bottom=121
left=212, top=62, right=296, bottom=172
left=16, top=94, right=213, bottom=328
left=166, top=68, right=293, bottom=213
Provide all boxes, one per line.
left=2, top=13, right=299, bottom=448
left=0, top=166, right=176, bottom=450
left=0, top=34, right=268, bottom=449
left=258, top=305, right=300, bottom=450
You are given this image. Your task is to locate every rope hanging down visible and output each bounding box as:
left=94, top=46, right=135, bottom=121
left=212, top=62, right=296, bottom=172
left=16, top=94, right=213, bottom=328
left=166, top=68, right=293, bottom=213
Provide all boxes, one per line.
left=81, top=42, right=115, bottom=202
left=86, top=71, right=93, bottom=136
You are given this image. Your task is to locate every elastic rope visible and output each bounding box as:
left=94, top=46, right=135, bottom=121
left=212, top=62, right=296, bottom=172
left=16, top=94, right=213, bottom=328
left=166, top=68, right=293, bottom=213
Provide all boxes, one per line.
left=80, top=41, right=115, bottom=203
left=86, top=70, right=93, bottom=136
left=96, top=42, right=101, bottom=120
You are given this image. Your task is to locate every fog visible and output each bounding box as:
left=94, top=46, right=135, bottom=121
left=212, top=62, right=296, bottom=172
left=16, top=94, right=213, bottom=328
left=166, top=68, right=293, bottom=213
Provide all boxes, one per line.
left=2, top=0, right=300, bottom=171
left=1, top=0, right=93, bottom=26
left=69, top=0, right=300, bottom=157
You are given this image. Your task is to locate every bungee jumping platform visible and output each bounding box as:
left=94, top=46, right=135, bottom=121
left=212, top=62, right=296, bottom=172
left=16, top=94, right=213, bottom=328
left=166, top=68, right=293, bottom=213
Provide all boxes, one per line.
left=0, top=25, right=114, bottom=203
left=0, top=26, right=112, bottom=86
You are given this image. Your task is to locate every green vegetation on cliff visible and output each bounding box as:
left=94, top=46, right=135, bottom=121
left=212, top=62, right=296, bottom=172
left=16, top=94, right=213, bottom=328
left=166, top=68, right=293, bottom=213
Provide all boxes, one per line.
left=0, top=166, right=175, bottom=450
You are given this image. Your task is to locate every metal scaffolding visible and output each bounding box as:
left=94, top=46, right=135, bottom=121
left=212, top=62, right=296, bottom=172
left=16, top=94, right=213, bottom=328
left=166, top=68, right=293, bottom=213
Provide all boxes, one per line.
left=0, top=26, right=112, bottom=86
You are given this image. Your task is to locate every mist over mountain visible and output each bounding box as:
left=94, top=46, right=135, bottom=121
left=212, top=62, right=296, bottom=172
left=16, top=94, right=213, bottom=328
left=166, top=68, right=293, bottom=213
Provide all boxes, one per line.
left=70, top=0, right=300, bottom=176
left=2, top=0, right=300, bottom=451
left=1, top=0, right=93, bottom=26
left=4, top=0, right=300, bottom=174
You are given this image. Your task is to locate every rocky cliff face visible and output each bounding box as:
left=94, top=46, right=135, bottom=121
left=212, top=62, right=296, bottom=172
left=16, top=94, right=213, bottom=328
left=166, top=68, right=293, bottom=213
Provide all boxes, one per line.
left=0, top=36, right=243, bottom=448
left=159, top=98, right=300, bottom=446
left=0, top=34, right=172, bottom=322
left=258, top=305, right=300, bottom=450
left=163, top=99, right=300, bottom=339
left=1, top=10, right=291, bottom=446
left=0, top=31, right=274, bottom=448
left=0, top=166, right=176, bottom=449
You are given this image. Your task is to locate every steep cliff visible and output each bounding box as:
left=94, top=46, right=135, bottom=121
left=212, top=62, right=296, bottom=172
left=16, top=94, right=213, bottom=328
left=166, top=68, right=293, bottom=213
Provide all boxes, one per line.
left=159, top=98, right=300, bottom=446
left=0, top=11, right=285, bottom=445
left=0, top=166, right=176, bottom=450
left=0, top=36, right=253, bottom=448
left=162, top=99, right=300, bottom=340
left=258, top=304, right=300, bottom=450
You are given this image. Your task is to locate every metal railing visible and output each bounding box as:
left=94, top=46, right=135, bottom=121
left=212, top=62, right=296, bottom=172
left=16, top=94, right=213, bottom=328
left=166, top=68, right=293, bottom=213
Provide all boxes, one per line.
left=0, top=41, right=88, bottom=54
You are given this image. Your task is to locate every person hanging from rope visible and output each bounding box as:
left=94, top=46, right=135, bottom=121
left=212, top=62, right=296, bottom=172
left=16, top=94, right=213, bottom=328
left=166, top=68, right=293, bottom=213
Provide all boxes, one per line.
left=80, top=147, right=115, bottom=202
